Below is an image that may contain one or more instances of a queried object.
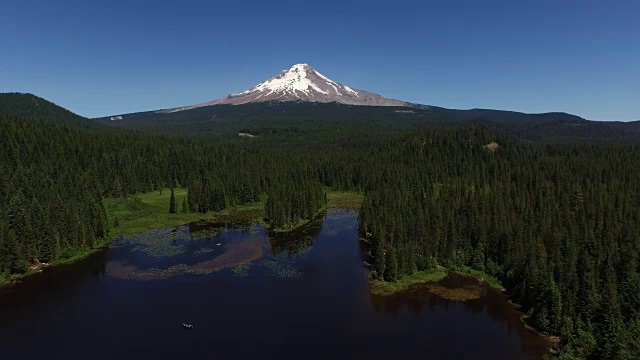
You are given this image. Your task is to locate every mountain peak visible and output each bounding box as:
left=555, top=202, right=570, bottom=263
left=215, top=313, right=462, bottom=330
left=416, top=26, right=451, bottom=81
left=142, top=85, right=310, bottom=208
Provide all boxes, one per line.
left=231, top=63, right=361, bottom=99
left=169, top=64, right=408, bottom=112
left=289, top=63, right=311, bottom=69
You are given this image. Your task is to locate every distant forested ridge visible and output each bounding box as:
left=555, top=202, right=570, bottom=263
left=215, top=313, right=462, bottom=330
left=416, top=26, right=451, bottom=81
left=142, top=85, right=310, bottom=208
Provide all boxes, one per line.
left=1, top=93, right=640, bottom=358
left=95, top=101, right=640, bottom=144
left=0, top=93, right=100, bottom=129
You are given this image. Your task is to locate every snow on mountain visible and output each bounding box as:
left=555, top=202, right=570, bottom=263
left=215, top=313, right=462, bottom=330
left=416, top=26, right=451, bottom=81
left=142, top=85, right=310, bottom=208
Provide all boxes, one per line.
left=169, top=64, right=408, bottom=112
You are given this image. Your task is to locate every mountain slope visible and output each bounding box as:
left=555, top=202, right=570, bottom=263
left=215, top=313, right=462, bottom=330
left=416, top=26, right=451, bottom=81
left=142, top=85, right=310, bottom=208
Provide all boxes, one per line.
left=85, top=59, right=638, bottom=144
left=169, top=64, right=408, bottom=111
left=95, top=101, right=640, bottom=144
left=0, top=93, right=99, bottom=128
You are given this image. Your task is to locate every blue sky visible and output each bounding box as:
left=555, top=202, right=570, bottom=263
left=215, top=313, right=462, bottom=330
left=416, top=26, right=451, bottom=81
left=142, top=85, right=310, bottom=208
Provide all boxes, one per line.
left=1, top=0, right=638, bottom=120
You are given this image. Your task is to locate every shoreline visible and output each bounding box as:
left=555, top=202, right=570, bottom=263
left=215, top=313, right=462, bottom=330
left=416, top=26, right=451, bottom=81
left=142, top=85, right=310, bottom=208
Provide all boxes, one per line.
left=369, top=267, right=448, bottom=296
left=262, top=190, right=364, bottom=233
left=1, top=188, right=363, bottom=287
left=0, top=190, right=264, bottom=288
left=368, top=265, right=560, bottom=353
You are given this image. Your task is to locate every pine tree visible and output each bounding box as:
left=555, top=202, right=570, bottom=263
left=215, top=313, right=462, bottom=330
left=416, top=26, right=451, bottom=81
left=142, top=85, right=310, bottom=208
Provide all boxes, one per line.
left=181, top=197, right=188, bottom=213
left=169, top=188, right=177, bottom=214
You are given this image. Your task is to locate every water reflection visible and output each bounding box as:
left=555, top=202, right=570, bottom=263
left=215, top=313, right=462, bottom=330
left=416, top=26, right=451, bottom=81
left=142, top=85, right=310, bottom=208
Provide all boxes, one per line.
left=0, top=209, right=550, bottom=360
left=370, top=272, right=551, bottom=357
left=268, top=216, right=323, bottom=256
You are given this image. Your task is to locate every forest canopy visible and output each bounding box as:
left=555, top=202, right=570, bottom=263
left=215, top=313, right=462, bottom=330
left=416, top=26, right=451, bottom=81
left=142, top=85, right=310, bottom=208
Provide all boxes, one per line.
left=1, top=94, right=639, bottom=359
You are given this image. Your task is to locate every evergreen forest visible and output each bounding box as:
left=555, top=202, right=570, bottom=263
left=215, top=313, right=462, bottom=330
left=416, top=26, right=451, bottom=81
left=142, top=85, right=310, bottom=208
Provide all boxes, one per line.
left=1, top=93, right=639, bottom=358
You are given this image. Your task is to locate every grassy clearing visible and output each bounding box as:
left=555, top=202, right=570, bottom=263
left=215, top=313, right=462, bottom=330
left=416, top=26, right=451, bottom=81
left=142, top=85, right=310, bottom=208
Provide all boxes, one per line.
left=103, top=188, right=264, bottom=240
left=448, top=265, right=504, bottom=290
left=327, top=190, right=364, bottom=210
left=369, top=268, right=447, bottom=296
left=1, top=189, right=361, bottom=286
left=102, top=188, right=363, bottom=240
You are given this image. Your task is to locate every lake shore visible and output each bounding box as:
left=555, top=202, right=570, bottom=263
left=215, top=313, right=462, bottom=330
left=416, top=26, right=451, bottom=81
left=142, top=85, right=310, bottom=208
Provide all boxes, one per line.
left=369, top=265, right=559, bottom=354
left=369, top=267, right=448, bottom=296
left=1, top=188, right=363, bottom=287
left=0, top=188, right=264, bottom=287
left=262, top=190, right=364, bottom=233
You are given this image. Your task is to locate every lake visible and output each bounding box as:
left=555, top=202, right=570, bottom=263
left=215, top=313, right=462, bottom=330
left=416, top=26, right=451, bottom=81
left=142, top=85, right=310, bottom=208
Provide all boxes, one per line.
left=0, top=209, right=550, bottom=359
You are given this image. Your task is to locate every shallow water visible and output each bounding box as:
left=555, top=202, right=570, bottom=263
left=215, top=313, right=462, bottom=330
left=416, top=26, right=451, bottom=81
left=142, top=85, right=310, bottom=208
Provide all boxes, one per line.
left=0, top=209, right=549, bottom=359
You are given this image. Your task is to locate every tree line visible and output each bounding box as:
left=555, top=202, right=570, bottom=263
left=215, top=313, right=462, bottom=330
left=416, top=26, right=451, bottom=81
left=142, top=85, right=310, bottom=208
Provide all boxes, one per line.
left=359, top=128, right=640, bottom=359
left=1, top=97, right=639, bottom=358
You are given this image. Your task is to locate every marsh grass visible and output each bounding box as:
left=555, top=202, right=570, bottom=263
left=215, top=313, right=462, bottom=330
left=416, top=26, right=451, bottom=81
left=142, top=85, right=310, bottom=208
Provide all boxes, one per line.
left=231, top=262, right=253, bottom=277
left=105, top=189, right=356, bottom=237
left=194, top=247, right=216, bottom=255
left=259, top=256, right=302, bottom=278
left=327, top=191, right=364, bottom=210
left=188, top=237, right=265, bottom=275
left=189, top=226, right=226, bottom=240
left=104, top=188, right=264, bottom=240
left=411, top=283, right=484, bottom=301
left=108, top=263, right=189, bottom=281
left=369, top=268, right=447, bottom=296
left=120, top=227, right=186, bottom=258
left=448, top=265, right=503, bottom=290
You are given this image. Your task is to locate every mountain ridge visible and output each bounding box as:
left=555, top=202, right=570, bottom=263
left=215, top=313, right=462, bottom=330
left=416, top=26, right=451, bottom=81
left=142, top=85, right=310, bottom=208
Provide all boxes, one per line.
left=93, top=101, right=640, bottom=144
left=0, top=92, right=101, bottom=129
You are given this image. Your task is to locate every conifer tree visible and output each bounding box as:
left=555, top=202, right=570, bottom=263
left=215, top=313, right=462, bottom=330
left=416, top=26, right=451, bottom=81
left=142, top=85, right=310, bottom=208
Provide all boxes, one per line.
left=181, top=197, right=188, bottom=213
left=169, top=188, right=177, bottom=214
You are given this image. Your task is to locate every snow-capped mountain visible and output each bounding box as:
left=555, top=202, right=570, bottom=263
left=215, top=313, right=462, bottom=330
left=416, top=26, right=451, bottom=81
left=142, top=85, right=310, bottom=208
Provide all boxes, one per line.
left=170, top=64, right=408, bottom=112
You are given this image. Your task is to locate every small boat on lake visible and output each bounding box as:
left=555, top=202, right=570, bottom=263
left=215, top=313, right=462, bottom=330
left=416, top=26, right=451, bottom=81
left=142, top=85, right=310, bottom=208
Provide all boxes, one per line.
left=182, top=323, right=193, bottom=329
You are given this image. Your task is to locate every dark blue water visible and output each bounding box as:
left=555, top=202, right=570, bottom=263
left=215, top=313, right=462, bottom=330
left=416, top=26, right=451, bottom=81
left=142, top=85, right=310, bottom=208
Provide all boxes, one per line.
left=0, top=209, right=549, bottom=359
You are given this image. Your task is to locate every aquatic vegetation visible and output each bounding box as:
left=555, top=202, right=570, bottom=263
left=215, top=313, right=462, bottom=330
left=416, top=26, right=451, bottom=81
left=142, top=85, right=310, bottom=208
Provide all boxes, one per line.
left=413, top=283, right=484, bottom=301
left=193, top=247, right=216, bottom=255
left=188, top=237, right=265, bottom=275
left=259, top=255, right=302, bottom=279
left=231, top=262, right=253, bottom=277
left=108, top=228, right=268, bottom=280
left=245, top=223, right=263, bottom=235
left=108, top=262, right=189, bottom=280
left=117, top=228, right=186, bottom=258
left=108, top=237, right=264, bottom=280
left=296, top=246, right=313, bottom=257
left=106, top=213, right=327, bottom=282
left=189, top=226, right=226, bottom=240
left=269, top=223, right=318, bottom=256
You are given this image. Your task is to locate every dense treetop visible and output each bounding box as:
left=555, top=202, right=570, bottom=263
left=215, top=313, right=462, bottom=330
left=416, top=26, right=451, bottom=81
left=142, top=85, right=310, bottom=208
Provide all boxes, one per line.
left=1, top=93, right=639, bottom=358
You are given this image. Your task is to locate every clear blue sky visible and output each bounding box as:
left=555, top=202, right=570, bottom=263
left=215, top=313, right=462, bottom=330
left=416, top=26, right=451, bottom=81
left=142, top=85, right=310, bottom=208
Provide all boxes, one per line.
left=1, top=0, right=638, bottom=120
